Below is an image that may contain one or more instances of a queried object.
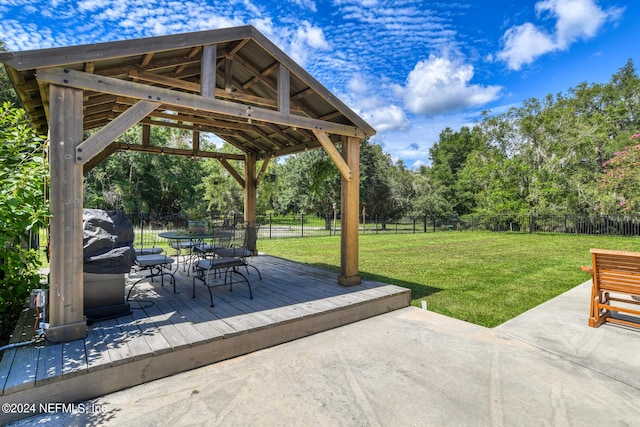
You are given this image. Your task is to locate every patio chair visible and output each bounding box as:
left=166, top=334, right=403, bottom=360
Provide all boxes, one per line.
left=192, top=256, right=253, bottom=307
left=135, top=213, right=164, bottom=256
left=191, top=228, right=233, bottom=260
left=127, top=254, right=176, bottom=301
left=135, top=247, right=163, bottom=255
left=170, top=239, right=196, bottom=274
left=212, top=224, right=262, bottom=280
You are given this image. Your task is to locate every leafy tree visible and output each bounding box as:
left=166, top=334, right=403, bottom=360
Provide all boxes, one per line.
left=272, top=138, right=402, bottom=228
left=428, top=125, right=486, bottom=214
left=410, top=166, right=452, bottom=218
left=387, top=160, right=417, bottom=216
left=597, top=133, right=640, bottom=214
left=256, top=159, right=280, bottom=216
left=414, top=60, right=639, bottom=220
left=359, top=138, right=398, bottom=225
left=0, top=103, right=49, bottom=343
left=199, top=145, right=245, bottom=217
left=84, top=126, right=207, bottom=215
left=459, top=148, right=527, bottom=217
left=605, top=60, right=640, bottom=136
left=274, top=148, right=340, bottom=227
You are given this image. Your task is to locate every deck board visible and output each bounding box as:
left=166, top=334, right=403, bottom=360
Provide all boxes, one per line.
left=3, top=344, right=38, bottom=393
left=99, top=318, right=134, bottom=367
left=0, top=255, right=410, bottom=424
left=0, top=348, right=16, bottom=395
left=2, top=307, right=40, bottom=393
left=131, top=298, right=195, bottom=356
left=35, top=341, right=63, bottom=385
left=61, top=337, right=88, bottom=378
left=84, top=323, right=112, bottom=372
left=152, top=287, right=234, bottom=341
left=114, top=315, right=155, bottom=361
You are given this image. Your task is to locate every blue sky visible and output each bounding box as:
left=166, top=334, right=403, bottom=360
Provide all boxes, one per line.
left=0, top=0, right=636, bottom=168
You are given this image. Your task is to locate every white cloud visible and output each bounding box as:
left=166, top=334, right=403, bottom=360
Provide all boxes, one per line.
left=342, top=73, right=409, bottom=133
left=362, top=105, right=409, bottom=133
left=497, top=22, right=556, bottom=71
left=396, top=55, right=501, bottom=116
left=537, top=0, right=619, bottom=48
left=287, top=21, right=330, bottom=65
left=250, top=17, right=276, bottom=36
left=296, top=21, right=330, bottom=50
left=77, top=0, right=104, bottom=12
left=252, top=19, right=329, bottom=66
left=0, top=20, right=59, bottom=50
left=498, top=0, right=624, bottom=70
left=289, top=0, right=317, bottom=12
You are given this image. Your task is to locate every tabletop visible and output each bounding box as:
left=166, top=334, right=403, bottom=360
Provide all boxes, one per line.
left=158, top=230, right=233, bottom=240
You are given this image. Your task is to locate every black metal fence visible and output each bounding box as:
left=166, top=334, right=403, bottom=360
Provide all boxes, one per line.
left=124, top=212, right=640, bottom=241
left=443, top=214, right=640, bottom=236
left=364, top=214, right=640, bottom=237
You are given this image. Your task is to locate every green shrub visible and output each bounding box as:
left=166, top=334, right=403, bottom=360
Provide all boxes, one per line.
left=0, top=103, right=49, bottom=344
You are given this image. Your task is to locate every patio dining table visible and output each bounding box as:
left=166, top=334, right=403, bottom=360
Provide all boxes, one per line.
left=158, top=230, right=233, bottom=274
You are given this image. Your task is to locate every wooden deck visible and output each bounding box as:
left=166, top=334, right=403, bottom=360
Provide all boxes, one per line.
left=0, top=255, right=410, bottom=424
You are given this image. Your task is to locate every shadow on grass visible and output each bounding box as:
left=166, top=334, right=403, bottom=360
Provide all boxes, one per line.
left=361, top=272, right=442, bottom=300
left=307, top=262, right=442, bottom=301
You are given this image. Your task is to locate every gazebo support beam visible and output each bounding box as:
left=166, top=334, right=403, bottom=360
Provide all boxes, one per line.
left=47, top=84, right=87, bottom=342
left=338, top=136, right=361, bottom=286
left=313, top=130, right=351, bottom=181
left=75, top=100, right=160, bottom=164
left=244, top=152, right=258, bottom=254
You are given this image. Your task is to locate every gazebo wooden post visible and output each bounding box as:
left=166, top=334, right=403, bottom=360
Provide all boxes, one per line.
left=339, top=136, right=361, bottom=286
left=46, top=84, right=87, bottom=343
left=244, top=152, right=258, bottom=254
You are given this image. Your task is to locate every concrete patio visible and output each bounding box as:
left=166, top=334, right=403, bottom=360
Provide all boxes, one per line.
left=6, top=279, right=640, bottom=426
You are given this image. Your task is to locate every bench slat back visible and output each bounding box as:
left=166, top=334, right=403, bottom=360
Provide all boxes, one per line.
left=592, top=249, right=640, bottom=294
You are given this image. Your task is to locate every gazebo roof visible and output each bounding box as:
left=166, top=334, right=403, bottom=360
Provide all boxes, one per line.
left=0, top=25, right=374, bottom=164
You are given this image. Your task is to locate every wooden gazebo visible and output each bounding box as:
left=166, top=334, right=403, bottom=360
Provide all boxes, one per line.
left=0, top=26, right=375, bottom=342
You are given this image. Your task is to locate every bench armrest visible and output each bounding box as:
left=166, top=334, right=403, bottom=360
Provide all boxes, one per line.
left=580, top=265, right=593, bottom=275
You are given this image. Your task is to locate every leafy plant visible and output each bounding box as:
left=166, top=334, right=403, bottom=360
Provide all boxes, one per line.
left=0, top=103, right=49, bottom=344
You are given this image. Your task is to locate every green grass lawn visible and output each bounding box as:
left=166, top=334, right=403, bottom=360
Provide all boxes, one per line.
left=258, top=231, right=640, bottom=328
